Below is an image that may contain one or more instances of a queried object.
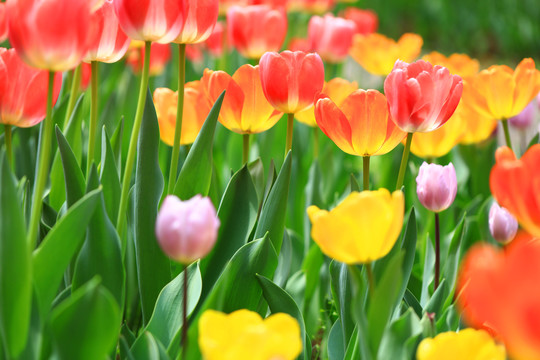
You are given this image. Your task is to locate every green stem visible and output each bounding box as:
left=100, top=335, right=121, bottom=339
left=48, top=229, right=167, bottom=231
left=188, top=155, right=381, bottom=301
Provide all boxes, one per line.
left=313, top=127, right=319, bottom=159
left=116, top=41, right=152, bottom=238
left=64, top=64, right=82, bottom=128
left=242, top=133, right=250, bottom=164
left=434, top=212, right=440, bottom=291
left=501, top=119, right=513, bottom=152
left=285, top=113, right=294, bottom=158
left=28, top=71, right=55, bottom=247
left=396, top=132, right=413, bottom=190
left=365, top=262, right=375, bottom=296
left=87, top=61, right=99, bottom=176
left=362, top=156, right=370, bottom=191
left=167, top=44, right=186, bottom=195
left=4, top=124, right=12, bottom=169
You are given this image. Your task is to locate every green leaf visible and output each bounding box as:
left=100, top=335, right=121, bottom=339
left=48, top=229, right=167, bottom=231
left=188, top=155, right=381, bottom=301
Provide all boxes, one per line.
left=247, top=158, right=265, bottom=203
left=425, top=279, right=448, bottom=316
left=99, top=127, right=121, bottom=222
left=328, top=320, right=345, bottom=360
left=256, top=274, right=308, bottom=360
left=131, top=331, right=169, bottom=360
left=442, top=214, right=466, bottom=299
left=254, top=151, right=292, bottom=253
left=33, top=189, right=101, bottom=316
left=134, top=89, right=170, bottom=325
left=174, top=91, right=225, bottom=199
left=303, top=160, right=325, bottom=252
left=49, top=278, right=121, bottom=360
left=329, top=261, right=355, bottom=346
left=527, top=131, right=539, bottom=149
left=377, top=308, right=422, bottom=360
left=349, top=173, right=360, bottom=192
left=420, top=236, right=435, bottom=306
left=0, top=153, right=31, bottom=358
left=111, top=116, right=124, bottom=174
left=55, top=126, right=85, bottom=207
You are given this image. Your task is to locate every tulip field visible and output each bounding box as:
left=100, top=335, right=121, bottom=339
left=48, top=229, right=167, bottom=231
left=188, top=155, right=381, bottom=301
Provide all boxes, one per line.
left=2, top=0, right=540, bottom=359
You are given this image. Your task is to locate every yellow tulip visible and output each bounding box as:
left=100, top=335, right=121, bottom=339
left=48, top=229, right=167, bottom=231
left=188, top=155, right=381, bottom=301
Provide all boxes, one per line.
left=457, top=100, right=498, bottom=145
left=422, top=51, right=480, bottom=78
left=307, top=189, right=404, bottom=264
left=409, top=112, right=464, bottom=159
left=198, top=309, right=302, bottom=360
left=417, top=328, right=506, bottom=360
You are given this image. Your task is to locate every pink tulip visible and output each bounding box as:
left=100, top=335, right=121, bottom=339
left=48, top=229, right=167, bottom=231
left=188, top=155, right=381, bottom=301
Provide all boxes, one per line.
left=489, top=202, right=518, bottom=244
left=416, top=162, right=457, bottom=213
left=307, top=14, right=356, bottom=63
left=384, top=60, right=463, bottom=133
left=509, top=100, right=535, bottom=129
left=155, top=195, right=220, bottom=264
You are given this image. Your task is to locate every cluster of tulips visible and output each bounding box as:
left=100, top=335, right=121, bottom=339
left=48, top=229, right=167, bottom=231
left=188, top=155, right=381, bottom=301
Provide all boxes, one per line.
left=2, top=0, right=540, bottom=359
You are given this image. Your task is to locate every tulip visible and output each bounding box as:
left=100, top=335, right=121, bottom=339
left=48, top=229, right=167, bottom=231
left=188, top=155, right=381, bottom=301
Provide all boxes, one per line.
left=154, top=82, right=210, bottom=146
left=113, top=0, right=184, bottom=43
left=489, top=202, right=518, bottom=244
left=349, top=33, right=422, bottom=76
left=307, top=189, right=404, bottom=264
left=0, top=3, right=8, bottom=43
left=341, top=8, right=378, bottom=35
left=204, top=22, right=227, bottom=57
left=250, top=0, right=288, bottom=7
left=417, top=329, right=506, bottom=360
left=409, top=114, right=464, bottom=159
left=416, top=162, right=457, bottom=213
left=490, top=145, right=540, bottom=237
left=457, top=97, right=498, bottom=145
left=287, top=0, right=334, bottom=14
left=509, top=100, right=535, bottom=129
left=227, top=5, right=287, bottom=60
left=421, top=51, right=480, bottom=78
left=199, top=309, right=302, bottom=360
left=126, top=43, right=172, bottom=77
left=287, top=37, right=311, bottom=53
left=307, top=14, right=355, bottom=64
left=458, top=237, right=540, bottom=360
left=173, top=0, right=218, bottom=44
left=7, top=0, right=92, bottom=71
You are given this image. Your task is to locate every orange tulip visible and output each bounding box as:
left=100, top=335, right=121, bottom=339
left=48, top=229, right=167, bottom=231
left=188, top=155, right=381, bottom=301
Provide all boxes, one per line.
left=153, top=81, right=209, bottom=146
left=490, top=144, right=540, bottom=237
left=421, top=51, right=480, bottom=78
left=458, top=96, right=497, bottom=145
left=314, top=89, right=406, bottom=156
left=296, top=77, right=358, bottom=127
left=464, top=58, right=540, bottom=120
left=349, top=33, right=422, bottom=76
left=202, top=65, right=282, bottom=134
left=409, top=113, right=464, bottom=159
left=457, top=236, right=540, bottom=360
left=287, top=0, right=334, bottom=14
left=126, top=43, right=172, bottom=77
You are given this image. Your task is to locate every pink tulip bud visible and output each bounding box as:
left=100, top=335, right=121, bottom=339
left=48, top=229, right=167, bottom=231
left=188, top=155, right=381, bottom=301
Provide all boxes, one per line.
left=489, top=202, right=518, bottom=244
left=416, top=162, right=457, bottom=212
left=509, top=100, right=535, bottom=129
left=155, top=195, right=220, bottom=264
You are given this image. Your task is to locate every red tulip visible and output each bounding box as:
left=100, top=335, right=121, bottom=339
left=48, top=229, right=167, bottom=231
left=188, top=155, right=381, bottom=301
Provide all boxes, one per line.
left=250, top=0, right=288, bottom=7
left=204, top=21, right=227, bottom=57
left=0, top=3, right=8, bottom=43
left=174, top=0, right=219, bottom=44
left=341, top=8, right=378, bottom=35
left=384, top=60, right=463, bottom=133
left=127, top=43, right=171, bottom=77
left=114, top=0, right=184, bottom=43
left=288, top=37, right=311, bottom=53
left=84, top=0, right=130, bottom=63
left=0, top=48, right=62, bottom=127
left=308, top=14, right=356, bottom=63
left=227, top=5, right=287, bottom=60
left=259, top=50, right=324, bottom=114
left=7, top=0, right=92, bottom=71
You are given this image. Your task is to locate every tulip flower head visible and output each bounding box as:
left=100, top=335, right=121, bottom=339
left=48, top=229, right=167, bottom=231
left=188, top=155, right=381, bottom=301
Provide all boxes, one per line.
left=384, top=60, right=463, bottom=133
left=127, top=43, right=172, bottom=76
left=204, top=21, right=227, bottom=57
left=308, top=189, right=404, bottom=264
left=421, top=51, right=480, bottom=78
left=416, top=162, right=457, bottom=213
left=509, top=100, right=535, bottom=129
left=456, top=97, right=498, bottom=145
left=0, top=3, right=8, bottom=43
left=259, top=50, right=324, bottom=114
left=287, top=0, right=334, bottom=14
left=489, top=202, right=519, bottom=244
left=341, top=7, right=378, bottom=35
left=409, top=114, right=464, bottom=159
left=174, top=0, right=219, bottom=44
left=307, top=14, right=356, bottom=63
left=155, top=195, right=220, bottom=264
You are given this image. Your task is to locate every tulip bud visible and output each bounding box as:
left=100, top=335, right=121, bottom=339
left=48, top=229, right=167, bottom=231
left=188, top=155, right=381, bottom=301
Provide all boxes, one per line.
left=489, top=202, right=518, bottom=244
left=416, top=162, right=457, bottom=213
left=155, top=195, right=220, bottom=264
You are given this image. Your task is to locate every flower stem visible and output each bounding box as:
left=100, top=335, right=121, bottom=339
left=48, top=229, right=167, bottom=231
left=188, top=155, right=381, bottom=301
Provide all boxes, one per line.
left=285, top=113, right=294, bottom=158
left=116, top=41, right=152, bottom=238
left=313, top=127, right=319, bottom=159
left=501, top=118, right=513, bottom=152
left=396, top=132, right=413, bottom=190
left=365, top=262, right=375, bottom=296
left=181, top=265, right=189, bottom=360
left=434, top=212, right=441, bottom=291
left=64, top=64, right=82, bottom=128
left=4, top=124, right=12, bottom=169
left=28, top=71, right=55, bottom=247
left=363, top=156, right=370, bottom=191
left=242, top=133, right=250, bottom=164
left=167, top=44, right=186, bottom=195
left=86, top=61, right=99, bottom=176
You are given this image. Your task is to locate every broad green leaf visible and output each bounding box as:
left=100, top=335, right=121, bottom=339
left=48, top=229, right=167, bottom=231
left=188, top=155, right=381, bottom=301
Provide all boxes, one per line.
left=528, top=132, right=539, bottom=148
left=99, top=127, right=121, bottom=222
left=404, top=289, right=423, bottom=318
left=134, top=89, right=169, bottom=325
left=247, top=158, right=265, bottom=203
left=349, top=173, right=360, bottom=192
left=131, top=332, right=169, bottom=360
left=329, top=261, right=354, bottom=346
left=33, top=189, right=100, bottom=316
left=111, top=116, right=124, bottom=173
left=254, top=151, right=292, bottom=253
left=420, top=236, right=435, bottom=306
left=174, top=91, right=225, bottom=199
left=273, top=230, right=292, bottom=288
left=349, top=266, right=372, bottom=360
left=425, top=279, right=448, bottom=316
left=55, top=126, right=85, bottom=207
left=377, top=309, right=422, bottom=360
left=0, top=153, right=31, bottom=358
left=328, top=320, right=345, bottom=360
left=303, top=160, right=325, bottom=254
left=442, top=214, right=466, bottom=300
left=49, top=278, right=120, bottom=360
left=343, top=326, right=360, bottom=360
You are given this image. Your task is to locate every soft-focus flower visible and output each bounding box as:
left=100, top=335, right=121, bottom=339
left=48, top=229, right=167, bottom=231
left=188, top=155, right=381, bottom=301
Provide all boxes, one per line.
left=457, top=96, right=498, bottom=145
left=126, top=43, right=171, bottom=76
left=287, top=0, right=334, bottom=14
left=341, top=8, right=378, bottom=35
left=416, top=328, right=505, bottom=360
left=199, top=309, right=302, bottom=360
left=7, top=0, right=92, bottom=71
left=409, top=114, right=464, bottom=159
left=204, top=21, right=227, bottom=57
left=113, top=0, right=184, bottom=43
left=296, top=77, right=357, bottom=127
left=307, top=189, right=404, bottom=264
left=384, top=60, right=463, bottom=133
left=457, top=236, right=540, bottom=360
left=421, top=52, right=480, bottom=78
left=349, top=33, right=422, bottom=76
left=0, top=3, right=8, bottom=43
left=315, top=89, right=406, bottom=156
left=509, top=100, right=535, bottom=129
left=287, top=37, right=311, bottom=53
left=307, top=14, right=356, bottom=63
left=185, top=44, right=204, bottom=64
left=490, top=145, right=540, bottom=237
left=155, top=195, right=220, bottom=264
left=80, top=62, right=92, bottom=90
left=464, top=58, right=540, bottom=120
left=202, top=65, right=282, bottom=134
left=0, top=48, right=62, bottom=127
left=227, top=5, right=287, bottom=60
left=489, top=202, right=519, bottom=244
left=173, top=0, right=219, bottom=44
left=84, top=0, right=130, bottom=63
left=153, top=81, right=210, bottom=146
left=250, top=0, right=288, bottom=7
left=416, top=162, right=457, bottom=213
left=260, top=50, right=324, bottom=114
